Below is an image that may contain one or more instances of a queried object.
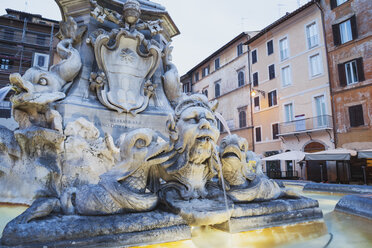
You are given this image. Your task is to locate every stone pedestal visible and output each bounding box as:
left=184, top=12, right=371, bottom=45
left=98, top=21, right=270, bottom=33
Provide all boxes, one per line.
left=1, top=210, right=190, bottom=247
left=213, top=197, right=323, bottom=233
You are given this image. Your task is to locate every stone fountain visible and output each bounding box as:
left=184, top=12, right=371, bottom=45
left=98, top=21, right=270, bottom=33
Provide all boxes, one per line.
left=0, top=0, right=323, bottom=247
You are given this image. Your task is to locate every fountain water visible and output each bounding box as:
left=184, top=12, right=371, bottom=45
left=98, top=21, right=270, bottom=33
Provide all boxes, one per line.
left=0, top=86, right=12, bottom=103
left=215, top=112, right=231, bottom=135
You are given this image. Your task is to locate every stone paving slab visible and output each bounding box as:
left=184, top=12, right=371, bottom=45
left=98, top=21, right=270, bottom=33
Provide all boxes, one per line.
left=335, top=194, right=372, bottom=219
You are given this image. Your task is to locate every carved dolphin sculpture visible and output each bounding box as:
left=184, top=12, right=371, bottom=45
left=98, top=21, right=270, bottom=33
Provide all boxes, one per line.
left=219, top=134, right=297, bottom=202
left=9, top=38, right=82, bottom=107
left=15, top=128, right=172, bottom=223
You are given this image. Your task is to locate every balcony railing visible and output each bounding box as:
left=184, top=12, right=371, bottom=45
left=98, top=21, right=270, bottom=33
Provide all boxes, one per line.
left=0, top=25, right=52, bottom=47
left=278, top=115, right=333, bottom=136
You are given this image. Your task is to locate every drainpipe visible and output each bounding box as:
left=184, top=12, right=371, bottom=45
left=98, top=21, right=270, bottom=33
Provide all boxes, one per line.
left=245, top=39, right=255, bottom=152
left=315, top=1, right=337, bottom=149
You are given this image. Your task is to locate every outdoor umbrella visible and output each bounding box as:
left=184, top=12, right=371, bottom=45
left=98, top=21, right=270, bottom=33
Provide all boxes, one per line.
left=358, top=149, right=372, bottom=159
left=305, top=148, right=357, bottom=161
left=262, top=151, right=307, bottom=161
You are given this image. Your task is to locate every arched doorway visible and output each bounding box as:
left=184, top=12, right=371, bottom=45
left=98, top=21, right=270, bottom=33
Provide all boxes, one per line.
left=304, top=142, right=327, bottom=182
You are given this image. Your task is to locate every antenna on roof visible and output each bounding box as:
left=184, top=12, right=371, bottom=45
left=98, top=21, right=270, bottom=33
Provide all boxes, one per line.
left=24, top=0, right=28, bottom=12
left=277, top=3, right=286, bottom=17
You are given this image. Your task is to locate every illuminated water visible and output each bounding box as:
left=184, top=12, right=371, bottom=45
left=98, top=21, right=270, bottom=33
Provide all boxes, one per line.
left=1, top=185, right=371, bottom=247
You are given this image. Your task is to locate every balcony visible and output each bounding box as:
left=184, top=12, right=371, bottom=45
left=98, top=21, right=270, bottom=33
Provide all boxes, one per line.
left=278, top=115, right=333, bottom=136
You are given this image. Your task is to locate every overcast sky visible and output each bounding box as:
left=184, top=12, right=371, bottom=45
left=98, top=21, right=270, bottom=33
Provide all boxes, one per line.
left=1, top=0, right=310, bottom=75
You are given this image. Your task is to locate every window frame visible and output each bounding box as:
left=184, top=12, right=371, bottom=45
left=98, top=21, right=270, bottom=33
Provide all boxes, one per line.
left=202, top=66, right=210, bottom=78
left=214, top=81, right=221, bottom=98
left=237, top=43, right=243, bottom=56
left=348, top=104, right=364, bottom=127
left=279, top=36, right=289, bottom=61
left=306, top=21, right=319, bottom=49
left=283, top=102, right=294, bottom=122
left=255, top=126, right=262, bottom=143
left=194, top=72, right=199, bottom=82
left=332, top=15, right=357, bottom=46
left=238, top=110, right=247, bottom=128
left=338, top=57, right=365, bottom=86
left=215, top=57, right=220, bottom=70
left=268, top=64, right=275, bottom=80
left=308, top=53, right=323, bottom=78
left=254, top=96, right=260, bottom=111
left=238, top=70, right=245, bottom=87
left=267, top=40, right=274, bottom=55
left=271, top=123, right=279, bottom=140
left=281, top=64, right=292, bottom=87
left=268, top=89, right=277, bottom=107
left=251, top=49, right=257, bottom=64
left=252, top=72, right=259, bottom=87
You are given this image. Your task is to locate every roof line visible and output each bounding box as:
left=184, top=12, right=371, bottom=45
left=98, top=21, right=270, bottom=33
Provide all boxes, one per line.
left=245, top=0, right=318, bottom=45
left=183, top=32, right=251, bottom=76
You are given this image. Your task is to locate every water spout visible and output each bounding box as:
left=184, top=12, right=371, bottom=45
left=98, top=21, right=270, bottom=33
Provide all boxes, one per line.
left=213, top=144, right=232, bottom=233
left=215, top=112, right=231, bottom=135
left=0, top=86, right=13, bottom=103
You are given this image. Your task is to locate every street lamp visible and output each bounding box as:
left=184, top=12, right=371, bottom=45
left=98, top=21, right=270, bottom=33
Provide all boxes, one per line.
left=251, top=89, right=266, bottom=98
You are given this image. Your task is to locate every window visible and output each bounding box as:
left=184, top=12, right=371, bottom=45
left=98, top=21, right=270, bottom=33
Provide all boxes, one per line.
left=348, top=104, right=364, bottom=127
left=272, top=123, right=279, bottom=140
left=239, top=110, right=246, bottom=128
left=268, top=64, right=275, bottom=80
left=237, top=43, right=243, bottom=56
left=309, top=53, right=322, bottom=77
left=194, top=72, right=199, bottom=82
left=0, top=58, right=10, bottom=70
left=332, top=16, right=357, bottom=45
left=330, top=0, right=348, bottom=9
left=254, top=96, right=260, bottom=111
left=306, top=22, right=319, bottom=48
left=268, top=90, right=277, bottom=107
left=202, top=88, right=208, bottom=97
left=267, top=40, right=273, bottom=55
left=253, top=72, right=258, bottom=87
left=215, top=58, right=220, bottom=70
left=284, top=103, right=293, bottom=122
left=251, top=50, right=257, bottom=64
left=183, top=82, right=191, bottom=93
left=279, top=37, right=289, bottom=61
left=215, top=82, right=220, bottom=98
left=255, top=127, right=262, bottom=142
left=238, top=71, right=244, bottom=87
left=202, top=66, right=210, bottom=77
left=338, top=58, right=365, bottom=86
left=315, top=95, right=327, bottom=127
left=281, top=65, right=291, bottom=86
left=33, top=53, right=49, bottom=70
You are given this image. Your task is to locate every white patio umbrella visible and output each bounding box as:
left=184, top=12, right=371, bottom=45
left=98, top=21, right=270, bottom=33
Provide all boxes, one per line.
left=262, top=151, right=307, bottom=161
left=305, top=148, right=357, bottom=161
left=358, top=149, right=372, bottom=159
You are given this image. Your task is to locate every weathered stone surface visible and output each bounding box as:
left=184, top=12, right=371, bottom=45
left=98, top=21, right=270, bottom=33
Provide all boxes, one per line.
left=335, top=194, right=372, bottom=219
left=1, top=210, right=190, bottom=247
left=214, top=197, right=323, bottom=233
left=303, top=182, right=372, bottom=194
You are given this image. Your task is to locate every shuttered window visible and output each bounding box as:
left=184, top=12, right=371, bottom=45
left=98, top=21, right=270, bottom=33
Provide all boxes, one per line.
left=252, top=50, right=257, bottom=64
left=239, top=111, right=246, bottom=128
left=348, top=105, right=364, bottom=127
left=254, top=96, right=260, bottom=111
left=215, top=58, right=220, bottom=70
left=269, top=64, right=275, bottom=80
left=255, top=127, right=262, bottom=142
left=253, top=72, right=258, bottom=86
left=332, top=15, right=357, bottom=46
left=268, top=90, right=277, bottom=107
left=272, top=123, right=279, bottom=140
left=237, top=43, right=243, bottom=56
left=338, top=58, right=365, bottom=86
left=238, top=71, right=245, bottom=87
left=215, top=82, right=220, bottom=97
left=267, top=40, right=273, bottom=55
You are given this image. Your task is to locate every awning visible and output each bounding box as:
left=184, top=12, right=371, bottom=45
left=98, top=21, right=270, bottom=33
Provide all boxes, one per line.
left=262, top=151, right=307, bottom=161
left=305, top=148, right=357, bottom=161
left=358, top=149, right=372, bottom=159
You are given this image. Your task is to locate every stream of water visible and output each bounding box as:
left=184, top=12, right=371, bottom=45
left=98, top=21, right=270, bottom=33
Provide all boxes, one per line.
left=0, top=86, right=12, bottom=103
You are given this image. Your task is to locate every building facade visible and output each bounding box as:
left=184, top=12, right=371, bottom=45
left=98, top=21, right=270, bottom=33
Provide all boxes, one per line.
left=181, top=32, right=257, bottom=150
left=0, top=9, right=59, bottom=130
left=319, top=0, right=372, bottom=183
left=245, top=1, right=335, bottom=181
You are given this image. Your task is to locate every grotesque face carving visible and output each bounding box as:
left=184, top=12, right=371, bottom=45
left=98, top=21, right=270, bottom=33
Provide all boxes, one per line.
left=176, top=106, right=219, bottom=164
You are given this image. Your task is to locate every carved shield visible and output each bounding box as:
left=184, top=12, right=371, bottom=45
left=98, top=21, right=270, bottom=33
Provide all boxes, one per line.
left=93, top=29, right=160, bottom=114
